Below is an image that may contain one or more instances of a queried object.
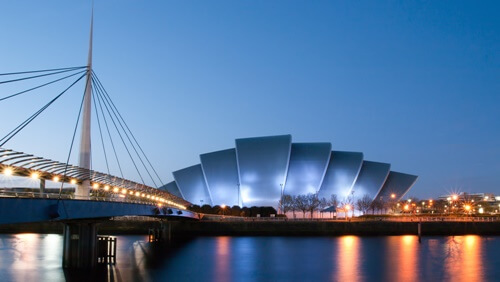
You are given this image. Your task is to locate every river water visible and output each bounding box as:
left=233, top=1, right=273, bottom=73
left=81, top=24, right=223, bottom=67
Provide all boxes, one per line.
left=0, top=234, right=498, bottom=281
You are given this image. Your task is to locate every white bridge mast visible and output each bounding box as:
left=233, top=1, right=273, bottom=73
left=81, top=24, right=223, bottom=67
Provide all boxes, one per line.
left=75, top=8, right=93, bottom=198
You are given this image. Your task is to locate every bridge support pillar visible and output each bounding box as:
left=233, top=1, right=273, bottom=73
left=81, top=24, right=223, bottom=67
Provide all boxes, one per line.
left=39, top=179, right=45, bottom=197
left=62, top=222, right=98, bottom=268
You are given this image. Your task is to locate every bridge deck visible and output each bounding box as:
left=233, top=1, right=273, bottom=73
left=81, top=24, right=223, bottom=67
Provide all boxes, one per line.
left=0, top=197, right=198, bottom=225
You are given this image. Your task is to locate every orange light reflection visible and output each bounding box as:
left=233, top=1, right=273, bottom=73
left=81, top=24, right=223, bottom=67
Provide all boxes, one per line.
left=215, top=236, right=231, bottom=282
left=445, top=235, right=483, bottom=281
left=335, top=236, right=360, bottom=281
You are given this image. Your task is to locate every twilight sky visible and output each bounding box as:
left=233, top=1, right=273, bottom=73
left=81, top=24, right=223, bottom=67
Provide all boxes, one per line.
left=0, top=1, right=498, bottom=199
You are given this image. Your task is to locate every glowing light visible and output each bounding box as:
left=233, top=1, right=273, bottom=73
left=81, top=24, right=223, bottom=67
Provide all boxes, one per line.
left=345, top=204, right=351, bottom=211
left=104, top=185, right=110, bottom=191
left=113, top=187, right=119, bottom=193
left=70, top=179, right=77, bottom=184
left=404, top=205, right=409, bottom=211
left=390, top=193, right=396, bottom=199
left=478, top=207, right=484, bottom=214
left=147, top=195, right=151, bottom=199
left=129, top=191, right=133, bottom=195
left=407, top=199, right=412, bottom=203
left=429, top=199, right=433, bottom=202
left=121, top=189, right=127, bottom=194
left=92, top=183, right=99, bottom=189
left=221, top=204, right=226, bottom=209
left=464, top=205, right=471, bottom=211
left=484, top=196, right=489, bottom=200
left=452, top=195, right=458, bottom=201
left=141, top=193, right=145, bottom=197
left=3, top=167, right=13, bottom=176
left=31, top=172, right=39, bottom=179
left=447, top=197, right=451, bottom=201
left=135, top=192, right=140, bottom=196
left=52, top=176, right=60, bottom=182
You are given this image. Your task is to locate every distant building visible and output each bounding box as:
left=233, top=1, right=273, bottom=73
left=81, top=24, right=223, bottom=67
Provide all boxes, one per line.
left=160, top=135, right=418, bottom=210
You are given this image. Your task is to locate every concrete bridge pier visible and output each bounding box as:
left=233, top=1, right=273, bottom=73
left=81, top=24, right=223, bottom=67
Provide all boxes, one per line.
left=148, top=221, right=173, bottom=244
left=62, top=221, right=98, bottom=268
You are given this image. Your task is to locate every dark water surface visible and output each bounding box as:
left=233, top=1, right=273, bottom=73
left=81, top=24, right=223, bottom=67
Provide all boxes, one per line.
left=0, top=234, right=499, bottom=281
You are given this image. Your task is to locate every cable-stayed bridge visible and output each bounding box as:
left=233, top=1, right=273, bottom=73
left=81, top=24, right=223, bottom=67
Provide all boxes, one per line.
left=0, top=11, right=196, bottom=268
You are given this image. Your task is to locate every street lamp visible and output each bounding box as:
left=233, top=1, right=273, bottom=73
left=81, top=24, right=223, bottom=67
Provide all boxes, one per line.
left=345, top=204, right=351, bottom=220
left=391, top=193, right=396, bottom=199
left=280, top=183, right=284, bottom=214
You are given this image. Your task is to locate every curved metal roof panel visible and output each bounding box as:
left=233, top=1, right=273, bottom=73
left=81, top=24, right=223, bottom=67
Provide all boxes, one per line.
left=235, top=135, right=291, bottom=207
left=173, top=164, right=212, bottom=206
left=160, top=181, right=184, bottom=199
left=317, top=151, right=363, bottom=201
left=200, top=148, right=240, bottom=207
left=284, top=143, right=331, bottom=196
left=350, top=161, right=391, bottom=202
left=375, top=171, right=418, bottom=201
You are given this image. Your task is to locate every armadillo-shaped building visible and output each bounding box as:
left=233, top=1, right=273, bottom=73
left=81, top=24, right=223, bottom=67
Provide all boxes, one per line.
left=160, top=135, right=417, bottom=209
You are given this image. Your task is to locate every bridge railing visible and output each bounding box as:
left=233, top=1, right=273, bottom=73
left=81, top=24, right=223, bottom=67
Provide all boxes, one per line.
left=0, top=190, right=183, bottom=208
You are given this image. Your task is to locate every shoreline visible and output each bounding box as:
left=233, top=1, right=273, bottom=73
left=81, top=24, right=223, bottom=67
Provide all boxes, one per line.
left=1, top=220, right=499, bottom=236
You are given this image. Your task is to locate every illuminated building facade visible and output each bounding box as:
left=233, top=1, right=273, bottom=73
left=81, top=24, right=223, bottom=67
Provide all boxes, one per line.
left=160, top=135, right=418, bottom=209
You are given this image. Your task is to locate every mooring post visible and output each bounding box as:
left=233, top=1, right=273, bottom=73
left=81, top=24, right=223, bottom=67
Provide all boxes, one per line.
left=62, top=221, right=98, bottom=268
left=418, top=221, right=422, bottom=243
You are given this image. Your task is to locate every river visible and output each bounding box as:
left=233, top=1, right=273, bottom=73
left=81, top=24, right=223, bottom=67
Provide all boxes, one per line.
left=0, top=234, right=498, bottom=281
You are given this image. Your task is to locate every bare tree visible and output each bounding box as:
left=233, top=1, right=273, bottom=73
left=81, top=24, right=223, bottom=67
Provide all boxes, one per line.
left=307, top=193, right=321, bottom=218
left=328, top=194, right=338, bottom=208
left=279, top=194, right=294, bottom=215
left=319, top=197, right=328, bottom=218
left=356, top=194, right=372, bottom=215
left=294, top=194, right=309, bottom=218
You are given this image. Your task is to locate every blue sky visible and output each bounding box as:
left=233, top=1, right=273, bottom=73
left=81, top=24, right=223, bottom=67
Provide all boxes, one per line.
left=0, top=1, right=498, bottom=198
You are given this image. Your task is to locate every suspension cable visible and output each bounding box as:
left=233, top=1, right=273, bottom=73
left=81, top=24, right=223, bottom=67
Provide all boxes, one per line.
left=92, top=88, right=111, bottom=176
left=91, top=73, right=158, bottom=187
left=92, top=71, right=164, bottom=187
left=0, top=66, right=86, bottom=76
left=0, top=69, right=87, bottom=102
left=92, top=75, right=157, bottom=187
left=91, top=78, right=146, bottom=185
left=0, top=67, right=86, bottom=85
left=0, top=72, right=87, bottom=147
left=91, top=75, right=124, bottom=178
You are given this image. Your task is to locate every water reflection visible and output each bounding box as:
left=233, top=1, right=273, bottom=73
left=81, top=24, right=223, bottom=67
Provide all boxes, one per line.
left=398, top=235, right=418, bottom=282
left=215, top=236, right=231, bottom=282
left=0, top=234, right=499, bottom=282
left=335, top=236, right=360, bottom=281
left=444, top=235, right=483, bottom=282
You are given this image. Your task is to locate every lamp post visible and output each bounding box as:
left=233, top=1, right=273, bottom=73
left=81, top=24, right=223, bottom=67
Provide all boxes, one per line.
left=280, top=183, right=283, bottom=214
left=237, top=183, right=240, bottom=207
left=221, top=204, right=226, bottom=217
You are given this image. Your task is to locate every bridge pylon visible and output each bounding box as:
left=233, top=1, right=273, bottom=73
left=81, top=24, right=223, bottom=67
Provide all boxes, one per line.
left=75, top=6, right=93, bottom=199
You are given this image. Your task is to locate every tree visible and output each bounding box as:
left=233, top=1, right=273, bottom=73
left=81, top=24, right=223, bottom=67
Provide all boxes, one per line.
left=356, top=194, right=372, bottom=215
left=230, top=205, right=241, bottom=216
left=294, top=195, right=309, bottom=218
left=307, top=193, right=321, bottom=218
left=319, top=197, right=328, bottom=218
left=328, top=194, right=338, bottom=209
left=279, top=194, right=294, bottom=215
left=200, top=204, right=213, bottom=214
left=290, top=195, right=298, bottom=218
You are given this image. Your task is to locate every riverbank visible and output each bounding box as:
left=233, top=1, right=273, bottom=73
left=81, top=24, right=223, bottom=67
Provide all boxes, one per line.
left=1, top=219, right=499, bottom=236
